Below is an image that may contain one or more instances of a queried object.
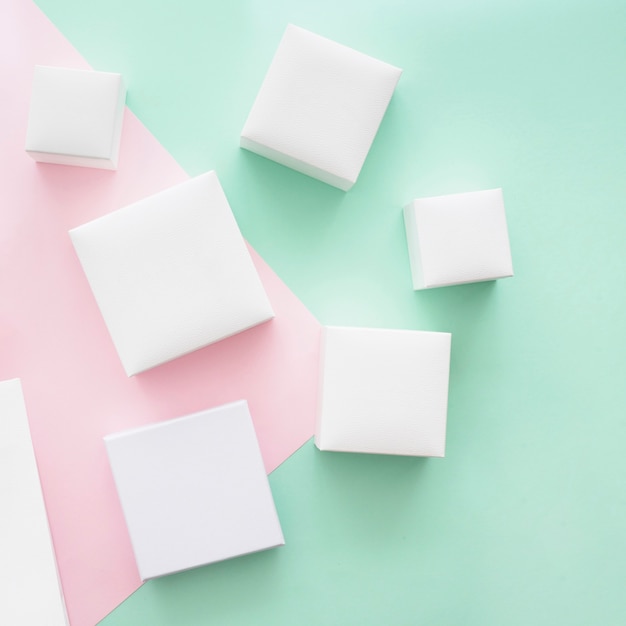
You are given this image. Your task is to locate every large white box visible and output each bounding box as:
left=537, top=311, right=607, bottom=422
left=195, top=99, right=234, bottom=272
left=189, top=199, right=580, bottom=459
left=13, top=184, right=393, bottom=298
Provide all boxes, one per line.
left=404, top=188, right=514, bottom=290
left=70, top=171, right=274, bottom=376
left=25, top=65, right=126, bottom=170
left=241, top=24, right=402, bottom=191
left=105, top=400, right=285, bottom=580
left=315, top=326, right=451, bottom=457
left=0, top=379, right=68, bottom=625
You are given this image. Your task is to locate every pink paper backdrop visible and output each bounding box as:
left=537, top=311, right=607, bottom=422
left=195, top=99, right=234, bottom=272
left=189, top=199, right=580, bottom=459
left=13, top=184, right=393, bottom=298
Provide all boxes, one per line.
left=0, top=2, right=320, bottom=624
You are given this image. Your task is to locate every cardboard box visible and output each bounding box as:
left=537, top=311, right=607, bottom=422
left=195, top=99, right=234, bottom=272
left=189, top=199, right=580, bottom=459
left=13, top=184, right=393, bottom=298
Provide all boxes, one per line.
left=70, top=171, right=274, bottom=375
left=0, top=379, right=68, bottom=625
left=25, top=65, right=126, bottom=169
left=404, top=188, right=514, bottom=289
left=315, top=326, right=451, bottom=457
left=105, top=400, right=285, bottom=580
left=241, top=24, right=402, bottom=191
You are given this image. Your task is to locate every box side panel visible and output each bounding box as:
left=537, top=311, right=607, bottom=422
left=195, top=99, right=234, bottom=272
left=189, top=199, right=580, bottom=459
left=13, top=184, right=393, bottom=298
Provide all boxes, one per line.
left=241, top=135, right=353, bottom=191
left=107, top=76, right=127, bottom=169
left=403, top=203, right=425, bottom=290
left=314, top=326, right=329, bottom=449
left=26, top=150, right=116, bottom=170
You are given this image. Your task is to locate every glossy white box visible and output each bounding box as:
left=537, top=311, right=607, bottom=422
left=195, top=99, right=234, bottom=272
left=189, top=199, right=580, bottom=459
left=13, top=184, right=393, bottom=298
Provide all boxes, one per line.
left=241, top=24, right=402, bottom=191
left=105, top=400, right=285, bottom=581
left=404, top=188, right=514, bottom=290
left=0, top=379, right=68, bottom=625
left=315, top=326, right=451, bottom=457
left=70, top=172, right=274, bottom=375
left=25, top=66, right=126, bottom=170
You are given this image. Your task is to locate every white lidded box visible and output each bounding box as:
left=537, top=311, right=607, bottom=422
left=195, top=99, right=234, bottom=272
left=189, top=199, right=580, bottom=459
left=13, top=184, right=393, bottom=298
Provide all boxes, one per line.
left=404, top=188, right=514, bottom=290
left=25, top=65, right=126, bottom=170
left=70, top=172, right=274, bottom=376
left=315, top=326, right=451, bottom=457
left=105, top=400, right=285, bottom=581
left=0, top=379, right=68, bottom=625
left=241, top=24, right=402, bottom=191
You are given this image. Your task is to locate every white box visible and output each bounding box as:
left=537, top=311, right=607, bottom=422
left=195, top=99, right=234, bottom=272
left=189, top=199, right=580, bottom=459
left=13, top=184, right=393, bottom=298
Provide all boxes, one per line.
left=25, top=65, right=126, bottom=170
left=70, top=172, right=274, bottom=376
left=241, top=24, right=402, bottom=191
left=315, top=326, right=451, bottom=457
left=404, top=188, right=514, bottom=290
left=0, top=379, right=68, bottom=625
left=105, top=400, right=285, bottom=580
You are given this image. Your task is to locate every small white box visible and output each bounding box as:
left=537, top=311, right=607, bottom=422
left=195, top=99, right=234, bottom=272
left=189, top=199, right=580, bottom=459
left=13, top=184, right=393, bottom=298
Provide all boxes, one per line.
left=105, top=400, right=285, bottom=580
left=404, top=188, right=514, bottom=290
left=70, top=172, right=274, bottom=376
left=315, top=326, right=451, bottom=457
left=25, top=65, right=126, bottom=170
left=241, top=24, right=402, bottom=191
left=0, top=379, right=68, bottom=625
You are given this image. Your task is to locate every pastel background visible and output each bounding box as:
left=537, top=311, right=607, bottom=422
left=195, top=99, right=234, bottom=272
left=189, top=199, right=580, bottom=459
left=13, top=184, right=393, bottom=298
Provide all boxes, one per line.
left=2, top=2, right=319, bottom=625
left=3, top=0, right=625, bottom=624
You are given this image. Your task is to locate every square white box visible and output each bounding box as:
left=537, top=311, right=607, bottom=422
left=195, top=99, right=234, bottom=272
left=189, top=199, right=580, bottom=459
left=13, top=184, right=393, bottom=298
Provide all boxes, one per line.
left=70, top=171, right=274, bottom=376
left=25, top=65, right=126, bottom=170
left=0, top=379, right=68, bottom=625
left=404, top=188, right=514, bottom=290
left=105, top=400, right=285, bottom=580
left=241, top=24, right=402, bottom=191
left=315, top=326, right=451, bottom=457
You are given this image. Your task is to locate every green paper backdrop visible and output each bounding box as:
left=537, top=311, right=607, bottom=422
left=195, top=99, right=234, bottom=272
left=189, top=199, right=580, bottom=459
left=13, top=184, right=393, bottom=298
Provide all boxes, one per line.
left=34, top=0, right=626, bottom=624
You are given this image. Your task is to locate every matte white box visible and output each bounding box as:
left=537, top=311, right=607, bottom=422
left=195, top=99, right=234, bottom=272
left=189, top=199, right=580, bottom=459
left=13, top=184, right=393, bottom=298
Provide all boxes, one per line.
left=105, top=400, right=285, bottom=580
left=315, top=326, right=451, bottom=457
left=70, top=172, right=274, bottom=375
left=404, top=188, right=514, bottom=290
left=25, top=65, right=126, bottom=170
left=241, top=24, right=402, bottom=191
left=0, top=379, right=68, bottom=625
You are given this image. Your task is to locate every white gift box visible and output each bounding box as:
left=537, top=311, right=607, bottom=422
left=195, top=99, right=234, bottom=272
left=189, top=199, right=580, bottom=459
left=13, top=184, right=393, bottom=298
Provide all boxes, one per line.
left=0, top=379, right=68, bottom=625
left=105, top=400, right=285, bottom=580
left=25, top=66, right=126, bottom=170
left=404, top=188, right=514, bottom=290
left=70, top=172, right=274, bottom=376
left=315, top=326, right=451, bottom=457
left=241, top=24, right=402, bottom=191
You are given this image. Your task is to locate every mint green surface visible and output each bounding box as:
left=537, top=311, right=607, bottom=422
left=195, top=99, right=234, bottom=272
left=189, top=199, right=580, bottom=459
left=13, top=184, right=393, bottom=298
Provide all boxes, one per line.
left=34, top=1, right=626, bottom=624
